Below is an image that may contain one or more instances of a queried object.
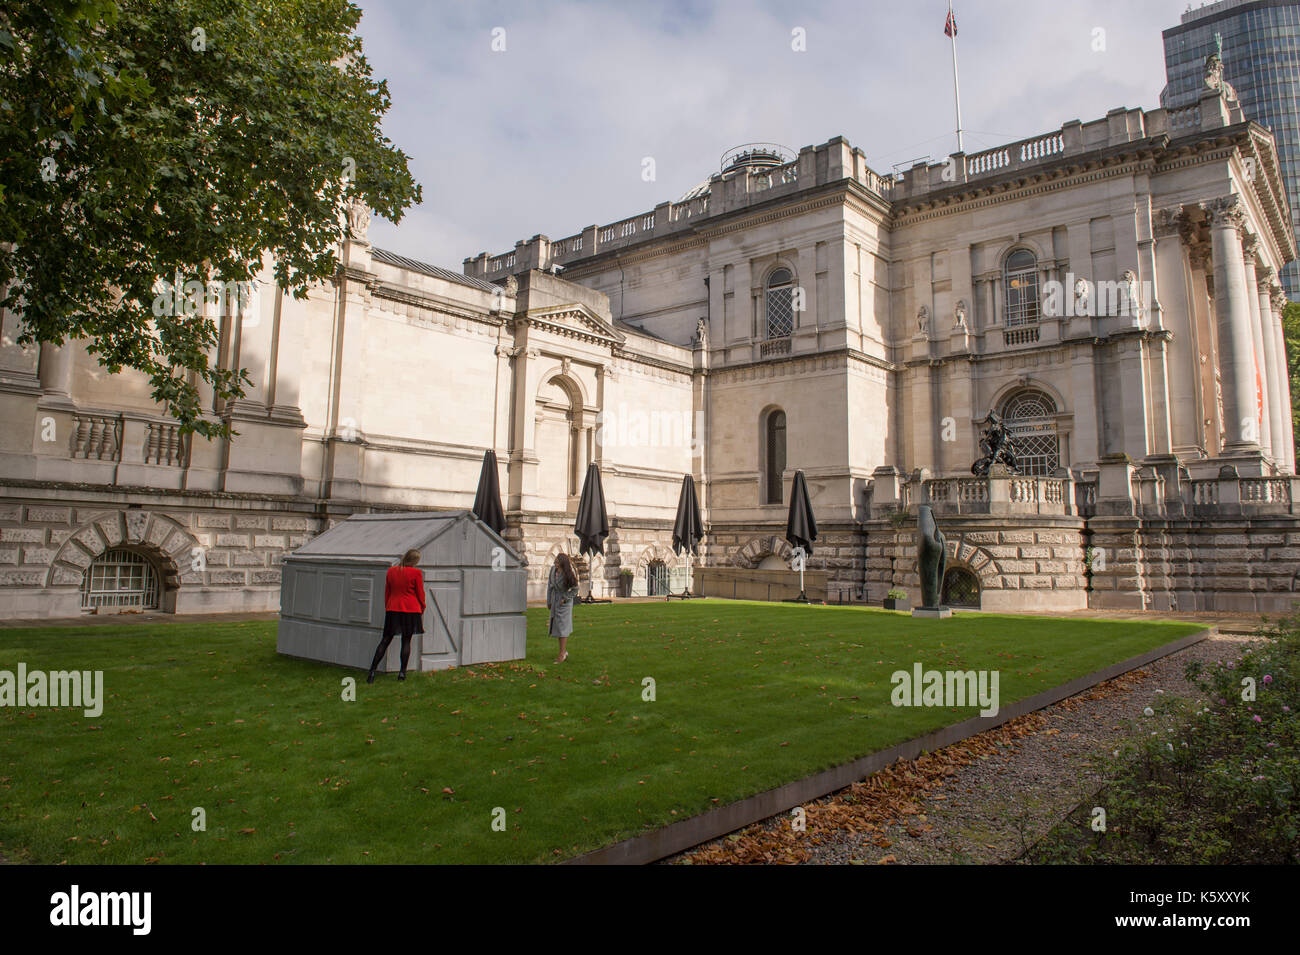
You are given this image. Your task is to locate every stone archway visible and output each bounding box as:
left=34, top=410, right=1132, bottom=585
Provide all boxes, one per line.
left=732, top=534, right=795, bottom=570
left=49, top=509, right=197, bottom=613
left=632, top=542, right=678, bottom=597
left=940, top=533, right=1002, bottom=602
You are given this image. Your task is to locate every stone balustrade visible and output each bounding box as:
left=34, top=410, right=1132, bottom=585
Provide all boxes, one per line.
left=870, top=467, right=1076, bottom=518
left=867, top=458, right=1298, bottom=521
left=47, top=407, right=189, bottom=485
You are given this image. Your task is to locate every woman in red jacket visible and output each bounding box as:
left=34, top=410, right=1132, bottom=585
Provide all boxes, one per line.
left=367, top=548, right=426, bottom=683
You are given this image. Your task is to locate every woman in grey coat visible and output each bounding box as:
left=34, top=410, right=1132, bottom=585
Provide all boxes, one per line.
left=547, top=552, right=580, bottom=662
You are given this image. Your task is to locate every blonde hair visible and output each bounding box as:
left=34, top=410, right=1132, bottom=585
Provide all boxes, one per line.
left=400, top=549, right=421, bottom=567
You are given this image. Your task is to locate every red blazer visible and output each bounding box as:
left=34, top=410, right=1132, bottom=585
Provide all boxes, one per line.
left=384, top=565, right=426, bottom=614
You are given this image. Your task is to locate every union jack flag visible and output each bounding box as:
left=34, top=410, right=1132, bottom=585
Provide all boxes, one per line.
left=944, top=9, right=957, bottom=38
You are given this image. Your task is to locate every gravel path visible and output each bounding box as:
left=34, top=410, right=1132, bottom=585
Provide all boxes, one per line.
left=673, top=631, right=1261, bottom=865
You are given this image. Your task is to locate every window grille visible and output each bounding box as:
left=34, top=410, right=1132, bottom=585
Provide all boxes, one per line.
left=81, top=548, right=161, bottom=612
left=766, top=268, right=794, bottom=339
left=1003, top=391, right=1060, bottom=476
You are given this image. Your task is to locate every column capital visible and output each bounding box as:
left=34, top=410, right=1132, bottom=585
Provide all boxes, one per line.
left=1152, top=206, right=1187, bottom=239
left=1205, top=196, right=1246, bottom=233
left=1269, top=281, right=1288, bottom=312
left=1241, top=231, right=1262, bottom=262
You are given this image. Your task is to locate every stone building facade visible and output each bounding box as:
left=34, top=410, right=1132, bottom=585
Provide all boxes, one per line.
left=1, top=70, right=1297, bottom=618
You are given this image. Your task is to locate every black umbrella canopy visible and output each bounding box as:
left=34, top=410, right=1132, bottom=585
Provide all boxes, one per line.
left=471, top=449, right=507, bottom=535
left=671, top=474, right=703, bottom=556
left=785, top=469, right=818, bottom=556
left=574, top=462, right=609, bottom=556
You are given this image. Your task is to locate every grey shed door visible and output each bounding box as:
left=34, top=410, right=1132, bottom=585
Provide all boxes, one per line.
left=422, top=578, right=461, bottom=667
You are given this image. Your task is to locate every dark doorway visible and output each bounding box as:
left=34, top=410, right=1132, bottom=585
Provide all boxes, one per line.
left=942, top=567, right=980, bottom=608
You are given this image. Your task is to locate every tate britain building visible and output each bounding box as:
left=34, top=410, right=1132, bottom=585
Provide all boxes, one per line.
left=2, top=66, right=1298, bottom=619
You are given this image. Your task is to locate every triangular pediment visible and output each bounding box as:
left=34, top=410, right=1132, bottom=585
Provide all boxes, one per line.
left=523, top=303, right=625, bottom=345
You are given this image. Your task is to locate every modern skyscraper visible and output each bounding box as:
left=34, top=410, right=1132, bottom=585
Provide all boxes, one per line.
left=1162, top=0, right=1300, bottom=295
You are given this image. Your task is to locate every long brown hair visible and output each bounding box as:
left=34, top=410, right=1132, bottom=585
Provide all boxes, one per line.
left=400, top=549, right=421, bottom=567
left=554, top=552, right=577, bottom=589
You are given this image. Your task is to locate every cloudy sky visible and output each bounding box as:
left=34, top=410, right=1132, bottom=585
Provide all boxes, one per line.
left=355, top=0, right=1200, bottom=269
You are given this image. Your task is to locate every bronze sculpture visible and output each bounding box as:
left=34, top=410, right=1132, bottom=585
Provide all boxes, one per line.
left=971, top=410, right=1019, bottom=476
left=917, top=504, right=947, bottom=610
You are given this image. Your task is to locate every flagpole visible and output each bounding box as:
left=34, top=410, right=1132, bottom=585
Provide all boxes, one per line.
left=948, top=1, right=964, bottom=154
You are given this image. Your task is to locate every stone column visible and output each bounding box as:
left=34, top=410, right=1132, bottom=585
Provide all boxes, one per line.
left=509, top=344, right=542, bottom=508
left=1207, top=197, right=1260, bottom=453
left=1069, top=341, right=1100, bottom=466
left=1270, top=281, right=1296, bottom=472
left=225, top=275, right=274, bottom=414
left=1154, top=208, right=1200, bottom=455
left=1255, top=268, right=1287, bottom=469
left=37, top=340, right=76, bottom=408
left=1241, top=236, right=1271, bottom=457
left=1188, top=242, right=1219, bottom=453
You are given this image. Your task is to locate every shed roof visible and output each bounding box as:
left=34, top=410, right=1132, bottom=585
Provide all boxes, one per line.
left=292, top=510, right=511, bottom=560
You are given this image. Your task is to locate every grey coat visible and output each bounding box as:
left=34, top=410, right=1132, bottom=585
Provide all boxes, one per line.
left=546, top=566, right=579, bottom=637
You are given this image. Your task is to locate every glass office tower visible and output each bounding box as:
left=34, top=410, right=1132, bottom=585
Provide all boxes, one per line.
left=1162, top=0, right=1300, bottom=295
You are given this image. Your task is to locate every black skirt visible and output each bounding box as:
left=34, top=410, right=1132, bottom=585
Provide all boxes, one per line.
left=382, top=610, right=425, bottom=638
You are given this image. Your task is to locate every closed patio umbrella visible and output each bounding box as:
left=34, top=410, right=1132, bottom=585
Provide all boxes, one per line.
left=784, top=469, right=818, bottom=603
left=574, top=462, right=610, bottom=603
left=471, top=449, right=507, bottom=535
left=668, top=474, right=704, bottom=599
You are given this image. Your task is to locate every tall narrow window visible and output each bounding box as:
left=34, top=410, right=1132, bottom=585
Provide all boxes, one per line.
left=766, top=410, right=786, bottom=504
left=1003, top=250, right=1040, bottom=327
left=765, top=268, right=794, bottom=339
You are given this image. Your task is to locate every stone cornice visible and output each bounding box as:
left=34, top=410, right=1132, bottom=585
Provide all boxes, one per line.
left=902, top=326, right=1173, bottom=369
left=609, top=347, right=694, bottom=377
left=891, top=151, right=1162, bottom=227
left=371, top=281, right=501, bottom=327
left=708, top=345, right=892, bottom=382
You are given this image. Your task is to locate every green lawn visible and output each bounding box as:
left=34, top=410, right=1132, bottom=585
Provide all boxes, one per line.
left=0, top=602, right=1201, bottom=864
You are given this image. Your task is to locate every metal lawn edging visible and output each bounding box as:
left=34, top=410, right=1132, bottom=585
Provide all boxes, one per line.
left=565, top=626, right=1214, bottom=865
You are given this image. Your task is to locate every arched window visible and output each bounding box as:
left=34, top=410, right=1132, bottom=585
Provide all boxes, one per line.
left=1002, top=390, right=1060, bottom=476
left=765, top=268, right=795, bottom=339
left=765, top=409, right=786, bottom=504
left=1003, top=250, right=1040, bottom=327
left=82, top=548, right=160, bottom=612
